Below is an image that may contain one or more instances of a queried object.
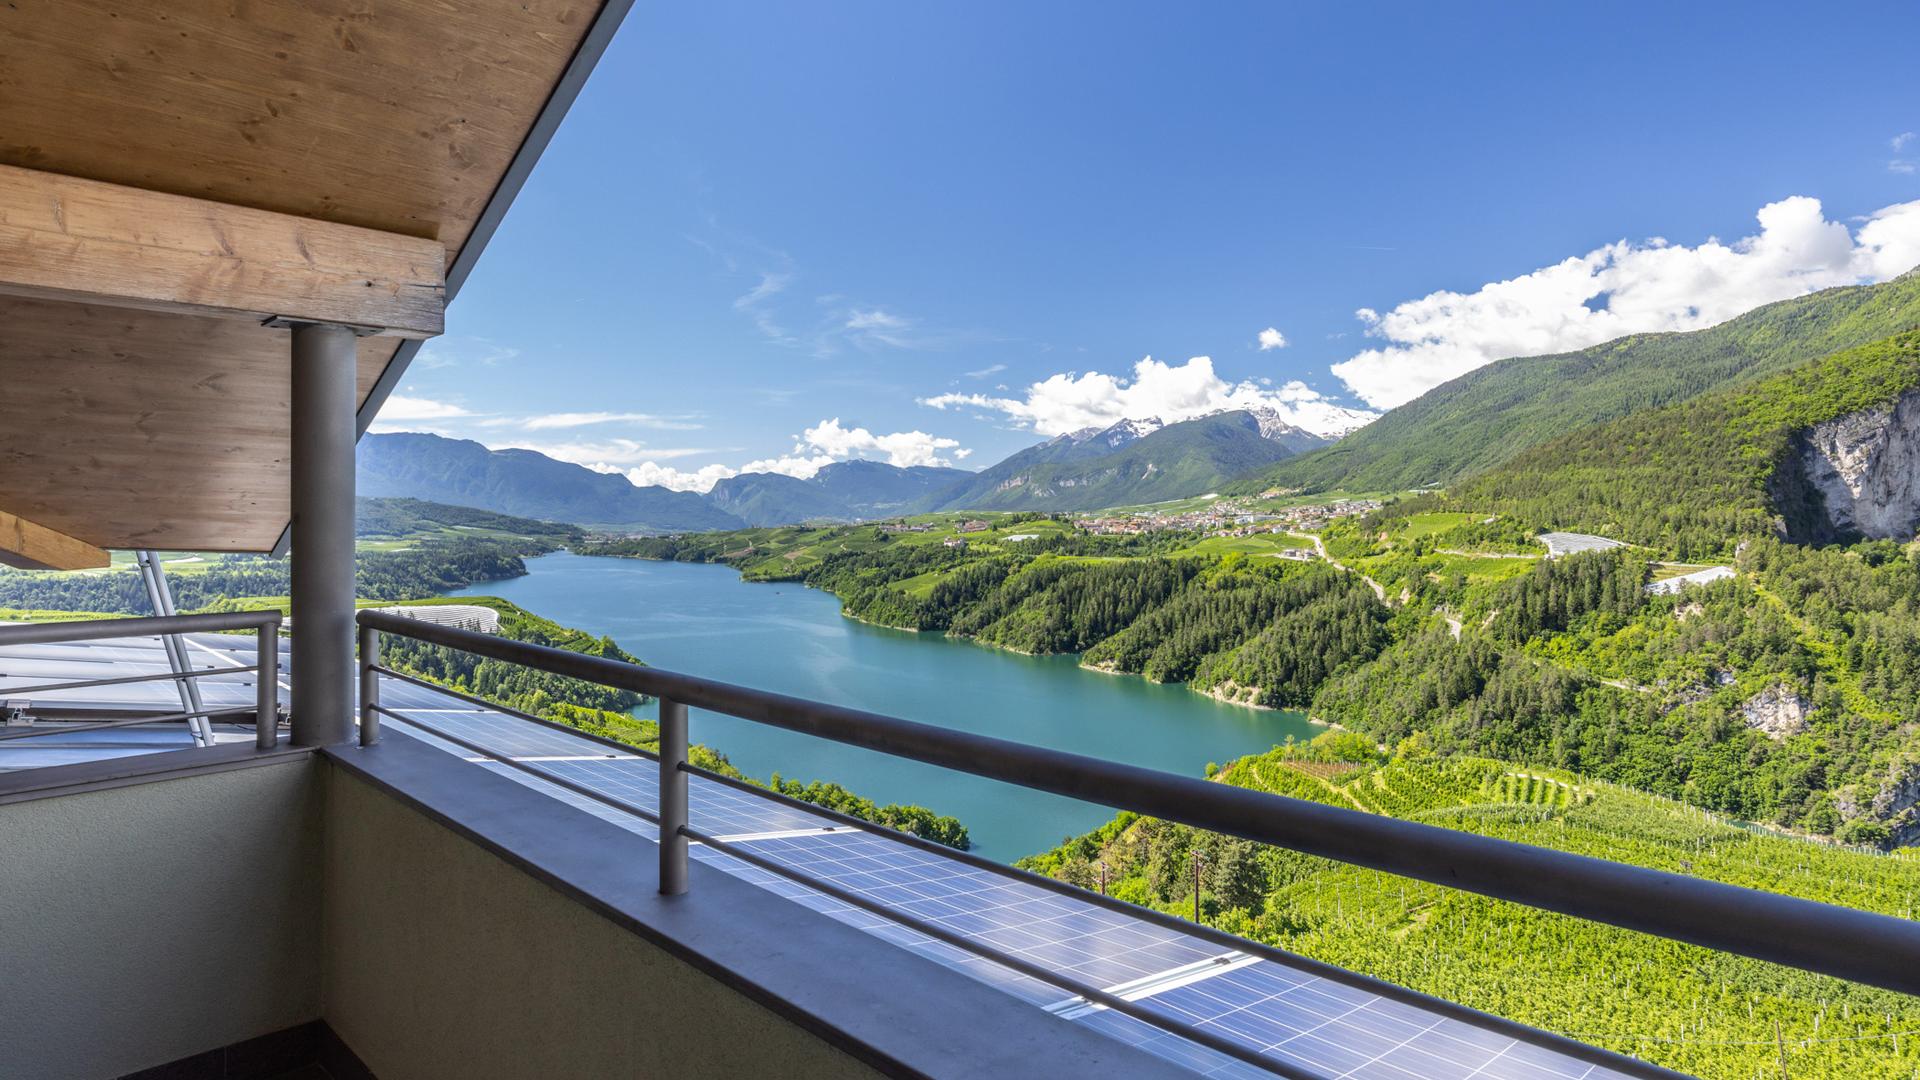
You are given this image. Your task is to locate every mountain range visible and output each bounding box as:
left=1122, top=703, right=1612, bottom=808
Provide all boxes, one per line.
left=357, top=432, right=745, bottom=532
left=361, top=269, right=1920, bottom=533
left=358, top=407, right=1328, bottom=531
left=916, top=408, right=1326, bottom=512
left=707, top=461, right=973, bottom=527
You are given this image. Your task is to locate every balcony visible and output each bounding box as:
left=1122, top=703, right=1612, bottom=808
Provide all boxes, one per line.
left=1, top=4, right=1914, bottom=1078
left=5, top=607, right=1915, bottom=1079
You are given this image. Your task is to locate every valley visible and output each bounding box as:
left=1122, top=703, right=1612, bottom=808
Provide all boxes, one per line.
left=13, top=274, right=1920, bottom=1077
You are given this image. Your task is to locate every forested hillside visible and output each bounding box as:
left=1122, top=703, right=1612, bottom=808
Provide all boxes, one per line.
left=587, top=520, right=1387, bottom=711
left=1022, top=735, right=1920, bottom=1080
left=598, top=490, right=1920, bottom=848
left=1229, top=269, right=1920, bottom=495
left=1294, top=496, right=1920, bottom=845
left=353, top=497, right=584, bottom=543
left=1416, top=330, right=1920, bottom=558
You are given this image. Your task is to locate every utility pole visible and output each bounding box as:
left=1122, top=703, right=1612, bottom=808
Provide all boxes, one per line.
left=1097, top=860, right=1108, bottom=896
left=1191, top=850, right=1207, bottom=925
left=1773, top=1018, right=1788, bottom=1079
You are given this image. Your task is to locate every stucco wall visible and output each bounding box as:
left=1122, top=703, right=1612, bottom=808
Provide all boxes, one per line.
left=321, top=768, right=886, bottom=1080
left=0, top=758, right=324, bottom=1080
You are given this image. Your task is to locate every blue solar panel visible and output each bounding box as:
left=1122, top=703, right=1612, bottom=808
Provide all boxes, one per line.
left=376, top=675, right=1643, bottom=1080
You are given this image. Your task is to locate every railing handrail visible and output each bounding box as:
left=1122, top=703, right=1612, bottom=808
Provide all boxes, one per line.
left=0, top=610, right=279, bottom=646
left=355, top=606, right=1920, bottom=998
left=0, top=611, right=282, bottom=749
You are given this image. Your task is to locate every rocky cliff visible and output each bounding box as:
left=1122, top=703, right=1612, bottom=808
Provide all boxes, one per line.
left=1778, top=388, right=1920, bottom=542
left=1739, top=684, right=1810, bottom=740
left=1835, top=757, right=1920, bottom=847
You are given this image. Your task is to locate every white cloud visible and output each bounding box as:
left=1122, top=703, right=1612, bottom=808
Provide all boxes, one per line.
left=845, top=309, right=909, bottom=331
left=624, top=462, right=744, bottom=493
left=1257, top=327, right=1288, bottom=351
left=519, top=411, right=704, bottom=431
left=1328, top=195, right=1920, bottom=409
left=1894, top=132, right=1916, bottom=152
left=796, top=418, right=963, bottom=468
left=920, top=356, right=1377, bottom=438
left=619, top=419, right=969, bottom=493
left=1892, top=160, right=1917, bottom=176
left=964, top=363, right=1008, bottom=379
left=378, top=394, right=475, bottom=421
left=501, top=438, right=716, bottom=467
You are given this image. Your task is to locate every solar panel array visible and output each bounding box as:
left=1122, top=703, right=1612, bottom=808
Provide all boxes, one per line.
left=0, top=631, right=279, bottom=768
left=0, top=632, right=271, bottom=713
left=372, top=673, right=1649, bottom=1080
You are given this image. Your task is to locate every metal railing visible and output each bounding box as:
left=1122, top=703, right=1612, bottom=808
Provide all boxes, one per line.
left=0, top=611, right=283, bottom=749
left=355, top=607, right=1920, bottom=1078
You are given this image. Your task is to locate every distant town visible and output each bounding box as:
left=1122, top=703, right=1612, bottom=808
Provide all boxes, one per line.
left=1071, top=495, right=1383, bottom=536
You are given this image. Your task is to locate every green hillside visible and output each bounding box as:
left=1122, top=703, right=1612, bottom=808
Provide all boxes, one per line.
left=1021, top=737, right=1920, bottom=1080
left=1429, top=329, right=1920, bottom=559
left=354, top=497, right=583, bottom=543
left=1229, top=270, right=1920, bottom=496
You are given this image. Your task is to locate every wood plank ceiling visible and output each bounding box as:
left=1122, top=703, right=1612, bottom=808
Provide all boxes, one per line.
left=0, top=0, right=607, bottom=553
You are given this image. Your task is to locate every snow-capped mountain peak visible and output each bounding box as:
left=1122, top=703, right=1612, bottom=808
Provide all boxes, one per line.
left=1098, top=416, right=1164, bottom=446
left=1060, top=416, right=1164, bottom=449
left=1236, top=405, right=1316, bottom=442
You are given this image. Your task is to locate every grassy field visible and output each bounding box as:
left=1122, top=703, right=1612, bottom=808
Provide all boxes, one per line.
left=1394, top=510, right=1481, bottom=540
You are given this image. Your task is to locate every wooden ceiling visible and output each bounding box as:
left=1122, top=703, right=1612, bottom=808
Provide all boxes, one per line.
left=0, top=0, right=614, bottom=556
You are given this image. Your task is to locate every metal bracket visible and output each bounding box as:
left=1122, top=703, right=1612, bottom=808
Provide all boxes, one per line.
left=260, top=315, right=386, bottom=337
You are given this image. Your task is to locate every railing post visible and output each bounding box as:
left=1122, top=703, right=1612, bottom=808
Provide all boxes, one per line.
left=255, top=619, right=279, bottom=749
left=659, top=697, right=689, bottom=895
left=359, top=622, right=381, bottom=746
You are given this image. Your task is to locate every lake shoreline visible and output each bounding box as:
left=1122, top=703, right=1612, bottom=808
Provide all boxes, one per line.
left=453, top=551, right=1316, bottom=859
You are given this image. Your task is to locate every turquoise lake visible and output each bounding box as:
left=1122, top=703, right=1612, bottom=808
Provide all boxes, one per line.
left=453, top=551, right=1317, bottom=859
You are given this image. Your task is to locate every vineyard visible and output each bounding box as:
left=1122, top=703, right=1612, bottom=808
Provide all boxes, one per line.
left=1022, top=740, right=1920, bottom=1079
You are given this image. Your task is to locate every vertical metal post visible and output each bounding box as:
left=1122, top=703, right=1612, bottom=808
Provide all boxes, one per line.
left=136, top=549, right=209, bottom=745
left=289, top=322, right=358, bottom=746
left=358, top=623, right=381, bottom=746
left=255, top=621, right=279, bottom=749
left=659, top=698, right=689, bottom=895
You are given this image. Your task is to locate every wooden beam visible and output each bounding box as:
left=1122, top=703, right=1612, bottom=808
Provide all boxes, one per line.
left=0, top=508, right=109, bottom=571
left=0, top=165, right=444, bottom=338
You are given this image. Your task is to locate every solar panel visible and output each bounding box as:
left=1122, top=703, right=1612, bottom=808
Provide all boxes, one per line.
left=377, top=676, right=1643, bottom=1080
left=0, top=632, right=269, bottom=713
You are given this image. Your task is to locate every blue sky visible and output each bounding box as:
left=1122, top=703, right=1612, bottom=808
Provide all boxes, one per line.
left=380, top=1, right=1920, bottom=490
